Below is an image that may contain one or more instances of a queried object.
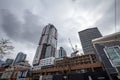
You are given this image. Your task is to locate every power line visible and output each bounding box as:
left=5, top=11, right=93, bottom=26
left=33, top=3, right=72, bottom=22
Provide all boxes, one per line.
left=115, top=0, right=117, bottom=33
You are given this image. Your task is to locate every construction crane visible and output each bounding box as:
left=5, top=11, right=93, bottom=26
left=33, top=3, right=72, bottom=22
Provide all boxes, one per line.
left=68, top=38, right=79, bottom=57
left=68, top=38, right=75, bottom=52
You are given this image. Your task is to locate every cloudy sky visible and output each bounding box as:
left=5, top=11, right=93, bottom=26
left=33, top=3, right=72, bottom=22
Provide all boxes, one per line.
left=0, top=0, right=120, bottom=64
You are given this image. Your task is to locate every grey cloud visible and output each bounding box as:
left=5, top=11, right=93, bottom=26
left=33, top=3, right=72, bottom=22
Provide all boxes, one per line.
left=94, top=0, right=120, bottom=35
left=0, top=0, right=119, bottom=62
left=1, top=9, right=22, bottom=39
left=22, top=10, right=44, bottom=43
left=73, top=0, right=110, bottom=13
left=0, top=9, right=43, bottom=44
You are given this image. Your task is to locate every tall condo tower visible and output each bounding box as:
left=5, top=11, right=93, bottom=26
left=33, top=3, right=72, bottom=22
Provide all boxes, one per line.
left=78, top=27, right=102, bottom=54
left=33, top=24, right=57, bottom=66
left=13, top=52, right=26, bottom=66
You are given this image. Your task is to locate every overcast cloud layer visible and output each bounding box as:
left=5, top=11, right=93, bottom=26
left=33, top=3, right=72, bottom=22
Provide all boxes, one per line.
left=0, top=0, right=120, bottom=64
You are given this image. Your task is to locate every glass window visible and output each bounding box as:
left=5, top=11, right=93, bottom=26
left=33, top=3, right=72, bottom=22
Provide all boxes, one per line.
left=114, top=47, right=120, bottom=55
left=104, top=46, right=120, bottom=67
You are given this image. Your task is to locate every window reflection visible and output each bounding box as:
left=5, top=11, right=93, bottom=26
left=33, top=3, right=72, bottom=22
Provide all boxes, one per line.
left=104, top=46, right=120, bottom=67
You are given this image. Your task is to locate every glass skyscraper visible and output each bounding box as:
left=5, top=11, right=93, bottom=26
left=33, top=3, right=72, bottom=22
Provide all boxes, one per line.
left=13, top=52, right=26, bottom=65
left=58, top=47, right=67, bottom=58
left=78, top=27, right=102, bottom=54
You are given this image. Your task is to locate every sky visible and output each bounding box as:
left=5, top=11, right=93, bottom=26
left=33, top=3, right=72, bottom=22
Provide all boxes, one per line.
left=0, top=0, right=120, bottom=65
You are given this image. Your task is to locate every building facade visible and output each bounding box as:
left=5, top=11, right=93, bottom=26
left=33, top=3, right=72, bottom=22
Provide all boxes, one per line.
left=55, top=53, right=98, bottom=69
left=13, top=52, right=26, bottom=66
left=33, top=24, right=57, bottom=66
left=78, top=27, right=102, bottom=54
left=58, top=47, right=67, bottom=58
left=92, top=32, right=120, bottom=80
left=32, top=53, right=108, bottom=80
left=15, top=61, right=31, bottom=69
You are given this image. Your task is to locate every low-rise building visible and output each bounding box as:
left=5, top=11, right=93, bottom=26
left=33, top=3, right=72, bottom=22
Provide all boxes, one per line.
left=54, top=53, right=102, bottom=73
left=32, top=53, right=107, bottom=80
left=0, top=66, right=31, bottom=80
left=15, top=61, right=31, bottom=69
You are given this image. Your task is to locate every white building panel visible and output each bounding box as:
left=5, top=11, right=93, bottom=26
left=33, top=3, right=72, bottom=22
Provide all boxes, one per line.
left=40, top=57, right=55, bottom=67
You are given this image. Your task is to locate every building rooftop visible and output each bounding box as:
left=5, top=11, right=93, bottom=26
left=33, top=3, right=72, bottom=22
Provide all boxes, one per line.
left=78, top=27, right=98, bottom=33
left=92, top=32, right=120, bottom=44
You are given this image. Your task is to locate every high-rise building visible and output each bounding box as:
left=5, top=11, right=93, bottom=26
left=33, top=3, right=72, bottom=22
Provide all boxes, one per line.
left=78, top=27, right=102, bottom=54
left=58, top=47, right=67, bottom=58
left=13, top=52, right=26, bottom=65
left=33, top=24, right=57, bottom=66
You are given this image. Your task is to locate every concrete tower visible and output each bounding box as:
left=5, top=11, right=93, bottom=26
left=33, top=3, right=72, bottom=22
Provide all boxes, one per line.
left=33, top=24, right=57, bottom=66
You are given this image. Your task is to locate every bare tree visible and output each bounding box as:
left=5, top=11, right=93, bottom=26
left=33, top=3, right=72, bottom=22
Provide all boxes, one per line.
left=0, top=39, right=14, bottom=59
